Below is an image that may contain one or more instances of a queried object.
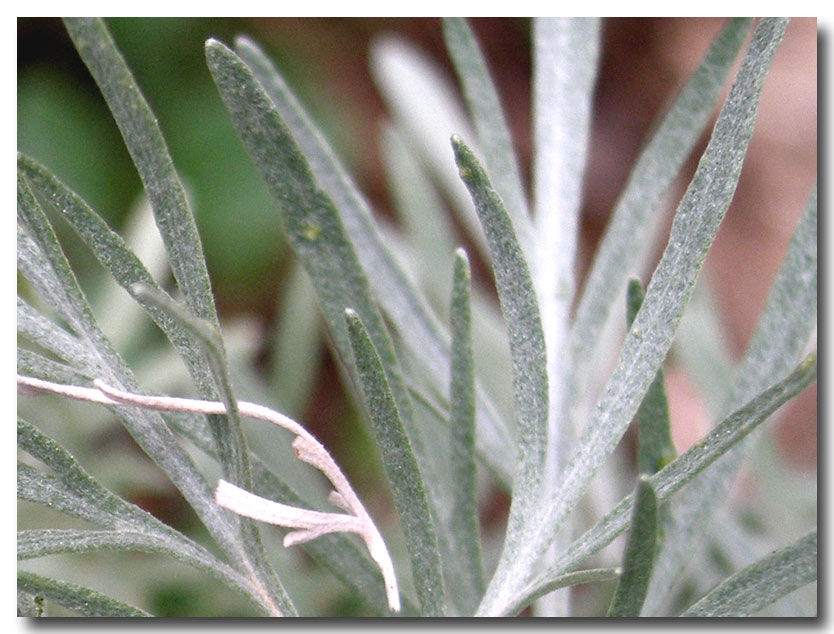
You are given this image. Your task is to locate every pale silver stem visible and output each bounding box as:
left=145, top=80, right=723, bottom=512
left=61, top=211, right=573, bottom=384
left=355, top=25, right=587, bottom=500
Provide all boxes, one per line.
left=17, top=374, right=401, bottom=612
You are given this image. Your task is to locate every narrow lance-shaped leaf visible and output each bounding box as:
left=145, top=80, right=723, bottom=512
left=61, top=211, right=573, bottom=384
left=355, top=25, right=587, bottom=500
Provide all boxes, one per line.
left=626, top=279, right=675, bottom=551
left=15, top=419, right=267, bottom=612
left=204, top=38, right=419, bottom=462
left=568, top=18, right=752, bottom=382
left=370, top=35, right=488, bottom=258
left=18, top=156, right=293, bottom=616
left=447, top=248, right=485, bottom=613
left=626, top=279, right=677, bottom=475
left=206, top=40, right=475, bottom=616
left=18, top=176, right=224, bottom=543
left=16, top=528, right=258, bottom=606
left=61, top=18, right=217, bottom=325
left=503, top=568, right=622, bottom=618
left=477, top=18, right=789, bottom=617
left=642, top=183, right=817, bottom=614
left=19, top=158, right=288, bottom=611
left=442, top=18, right=531, bottom=251
left=512, top=352, right=816, bottom=615
left=345, top=309, right=446, bottom=616
left=17, top=175, right=109, bottom=368
left=232, top=37, right=514, bottom=487
left=19, top=154, right=219, bottom=405
left=17, top=298, right=97, bottom=378
left=19, top=156, right=258, bottom=499
left=49, top=21, right=269, bottom=554
left=606, top=477, right=658, bottom=617
left=451, top=136, right=549, bottom=563
left=727, top=183, right=818, bottom=409
left=17, top=418, right=161, bottom=529
left=17, top=571, right=151, bottom=617
left=221, top=48, right=515, bottom=612
left=17, top=349, right=88, bottom=387
left=29, top=21, right=265, bottom=561
left=128, top=283, right=250, bottom=485
left=681, top=531, right=817, bottom=617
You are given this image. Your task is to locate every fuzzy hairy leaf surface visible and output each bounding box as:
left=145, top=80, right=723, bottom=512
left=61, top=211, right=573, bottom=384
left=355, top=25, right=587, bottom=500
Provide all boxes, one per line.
left=229, top=36, right=514, bottom=488
left=478, top=17, right=789, bottom=616
left=452, top=136, right=549, bottom=572
left=606, top=478, right=658, bottom=617
left=515, top=352, right=816, bottom=615
left=642, top=183, right=817, bottom=614
left=345, top=310, right=446, bottom=616
left=18, top=571, right=151, bottom=617
left=447, top=249, right=485, bottom=614
left=682, top=531, right=817, bottom=617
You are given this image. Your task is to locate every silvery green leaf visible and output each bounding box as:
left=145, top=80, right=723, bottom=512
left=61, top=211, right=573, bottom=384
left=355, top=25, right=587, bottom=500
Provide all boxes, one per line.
left=232, top=36, right=514, bottom=487
left=345, top=309, right=446, bottom=615
left=17, top=298, right=96, bottom=377
left=370, top=34, right=486, bottom=257
left=380, top=123, right=457, bottom=313
left=19, top=154, right=220, bottom=404
left=681, top=531, right=816, bottom=617
left=205, top=38, right=414, bottom=444
left=727, top=183, right=818, bottom=407
left=626, top=280, right=676, bottom=475
left=452, top=136, right=548, bottom=569
left=18, top=151, right=292, bottom=615
left=643, top=182, right=816, bottom=614
left=49, top=27, right=274, bottom=584
left=568, top=18, right=752, bottom=383
left=531, top=20, right=599, bottom=457
left=478, top=17, right=788, bottom=617
left=703, top=507, right=812, bottom=616
left=17, top=571, right=150, bottom=617
left=529, top=22, right=600, bottom=613
left=21, top=155, right=256, bottom=500
left=17, top=349, right=87, bottom=386
left=442, top=18, right=531, bottom=250
left=517, top=352, right=815, bottom=614
left=18, top=161, right=280, bottom=599
left=61, top=18, right=217, bottom=326
left=17, top=529, right=257, bottom=604
left=16, top=419, right=266, bottom=611
left=503, top=567, right=621, bottom=617
left=606, top=477, right=658, bottom=617
left=127, top=283, right=251, bottom=483
left=447, top=249, right=485, bottom=613
left=17, top=176, right=106, bottom=358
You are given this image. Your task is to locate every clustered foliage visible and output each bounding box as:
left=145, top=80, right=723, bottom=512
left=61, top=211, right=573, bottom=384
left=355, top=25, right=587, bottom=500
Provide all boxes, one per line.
left=18, top=18, right=816, bottom=617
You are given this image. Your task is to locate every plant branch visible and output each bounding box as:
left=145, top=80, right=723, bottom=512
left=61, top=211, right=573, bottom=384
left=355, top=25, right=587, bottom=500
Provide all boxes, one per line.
left=17, top=374, right=400, bottom=613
